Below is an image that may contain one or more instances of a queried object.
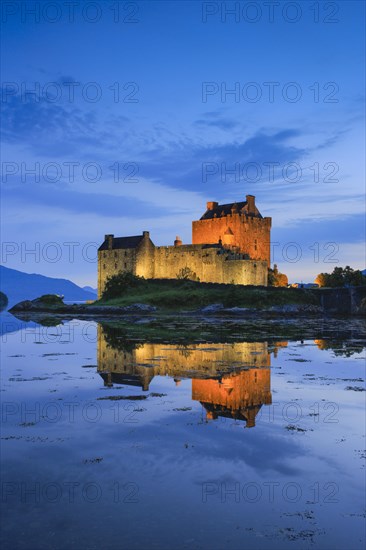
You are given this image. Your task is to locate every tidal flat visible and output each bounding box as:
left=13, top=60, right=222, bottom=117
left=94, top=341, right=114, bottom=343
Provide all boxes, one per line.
left=1, top=313, right=365, bottom=550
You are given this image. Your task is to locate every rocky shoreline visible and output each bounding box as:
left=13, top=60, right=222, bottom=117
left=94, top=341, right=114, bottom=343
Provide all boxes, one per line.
left=8, top=296, right=365, bottom=318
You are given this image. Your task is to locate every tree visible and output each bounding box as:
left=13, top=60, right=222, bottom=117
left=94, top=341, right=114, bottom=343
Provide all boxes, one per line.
left=315, top=273, right=330, bottom=287
left=315, top=266, right=366, bottom=287
left=268, top=264, right=288, bottom=287
left=102, top=271, right=144, bottom=300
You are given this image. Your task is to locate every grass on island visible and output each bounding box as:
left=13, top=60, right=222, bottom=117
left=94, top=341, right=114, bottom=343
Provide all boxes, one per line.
left=94, top=278, right=319, bottom=311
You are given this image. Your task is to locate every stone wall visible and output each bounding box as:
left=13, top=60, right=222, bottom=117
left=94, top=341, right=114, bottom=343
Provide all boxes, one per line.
left=98, top=247, right=137, bottom=297
left=150, top=245, right=267, bottom=285
left=98, top=236, right=268, bottom=297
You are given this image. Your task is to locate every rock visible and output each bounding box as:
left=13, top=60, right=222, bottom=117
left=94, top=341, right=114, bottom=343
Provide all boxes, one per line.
left=201, top=303, right=225, bottom=313
left=123, top=303, right=157, bottom=312
left=357, top=297, right=366, bottom=315
left=269, top=305, right=300, bottom=313
left=269, top=304, right=323, bottom=314
left=223, top=307, right=251, bottom=314
left=10, top=294, right=65, bottom=312
left=10, top=300, right=34, bottom=311
left=299, top=304, right=323, bottom=313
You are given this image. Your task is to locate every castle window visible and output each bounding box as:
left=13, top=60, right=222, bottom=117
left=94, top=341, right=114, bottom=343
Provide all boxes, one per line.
left=254, top=264, right=257, bottom=268
left=125, top=251, right=127, bottom=257
left=114, top=251, right=117, bottom=258
left=103, top=252, right=106, bottom=258
left=124, top=262, right=127, bottom=268
left=103, top=264, right=106, bottom=269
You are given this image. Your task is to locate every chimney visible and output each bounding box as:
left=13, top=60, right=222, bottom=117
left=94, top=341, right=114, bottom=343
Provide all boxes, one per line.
left=105, top=234, right=114, bottom=249
left=142, top=231, right=150, bottom=239
left=174, top=236, right=182, bottom=247
left=246, top=195, right=255, bottom=214
left=207, top=201, right=218, bottom=211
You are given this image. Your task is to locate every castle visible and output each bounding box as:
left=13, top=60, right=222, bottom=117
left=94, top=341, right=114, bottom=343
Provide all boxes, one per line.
left=98, top=195, right=271, bottom=297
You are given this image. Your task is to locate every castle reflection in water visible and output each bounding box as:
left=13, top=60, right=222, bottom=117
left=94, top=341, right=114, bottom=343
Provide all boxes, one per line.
left=97, top=325, right=288, bottom=428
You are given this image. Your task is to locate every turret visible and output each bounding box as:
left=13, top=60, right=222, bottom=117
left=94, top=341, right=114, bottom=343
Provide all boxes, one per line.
left=246, top=195, right=255, bottom=215
left=105, top=234, right=114, bottom=250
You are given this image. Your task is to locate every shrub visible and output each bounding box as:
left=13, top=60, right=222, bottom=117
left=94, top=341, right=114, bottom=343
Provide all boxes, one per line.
left=37, top=294, right=64, bottom=305
left=102, top=271, right=144, bottom=300
left=268, top=264, right=288, bottom=287
left=176, top=267, right=200, bottom=281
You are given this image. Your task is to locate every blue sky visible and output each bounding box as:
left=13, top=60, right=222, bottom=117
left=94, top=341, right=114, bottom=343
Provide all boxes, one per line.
left=1, top=0, right=365, bottom=285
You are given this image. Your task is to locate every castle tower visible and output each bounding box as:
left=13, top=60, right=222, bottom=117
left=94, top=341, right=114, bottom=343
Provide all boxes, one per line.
left=192, top=195, right=271, bottom=265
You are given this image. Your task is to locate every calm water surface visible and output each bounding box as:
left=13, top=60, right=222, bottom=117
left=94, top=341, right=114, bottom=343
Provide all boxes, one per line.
left=1, top=314, right=365, bottom=550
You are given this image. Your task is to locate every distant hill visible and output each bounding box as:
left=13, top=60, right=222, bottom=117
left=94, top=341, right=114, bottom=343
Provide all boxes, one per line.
left=83, top=285, right=98, bottom=294
left=0, top=265, right=97, bottom=307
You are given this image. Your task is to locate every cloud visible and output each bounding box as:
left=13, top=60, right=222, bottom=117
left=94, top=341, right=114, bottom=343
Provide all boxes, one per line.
left=136, top=128, right=308, bottom=194
left=0, top=87, right=119, bottom=157
left=194, top=116, right=239, bottom=131
left=55, top=75, right=78, bottom=85
left=2, top=184, right=172, bottom=219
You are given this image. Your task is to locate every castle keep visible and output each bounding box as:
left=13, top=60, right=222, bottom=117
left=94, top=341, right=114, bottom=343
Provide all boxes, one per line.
left=98, top=195, right=271, bottom=297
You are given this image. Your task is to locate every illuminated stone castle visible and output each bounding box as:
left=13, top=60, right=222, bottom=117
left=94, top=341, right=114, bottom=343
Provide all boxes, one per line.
left=98, top=195, right=271, bottom=297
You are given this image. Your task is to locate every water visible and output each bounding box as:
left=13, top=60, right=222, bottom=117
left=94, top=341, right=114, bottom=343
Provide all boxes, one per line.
left=1, top=314, right=365, bottom=550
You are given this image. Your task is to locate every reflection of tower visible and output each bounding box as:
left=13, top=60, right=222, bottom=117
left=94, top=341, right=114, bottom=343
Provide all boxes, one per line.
left=97, top=325, right=287, bottom=428
left=192, top=368, right=272, bottom=428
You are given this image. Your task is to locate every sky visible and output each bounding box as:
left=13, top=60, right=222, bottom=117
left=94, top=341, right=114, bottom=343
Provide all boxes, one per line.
left=1, top=0, right=365, bottom=286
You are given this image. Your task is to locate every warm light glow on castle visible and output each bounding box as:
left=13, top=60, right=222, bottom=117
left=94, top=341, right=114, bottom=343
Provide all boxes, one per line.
left=98, top=195, right=271, bottom=297
left=97, top=326, right=282, bottom=428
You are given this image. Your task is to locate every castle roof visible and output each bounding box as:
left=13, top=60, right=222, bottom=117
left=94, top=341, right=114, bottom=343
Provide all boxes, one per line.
left=98, top=235, right=144, bottom=251
left=200, top=200, right=263, bottom=220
